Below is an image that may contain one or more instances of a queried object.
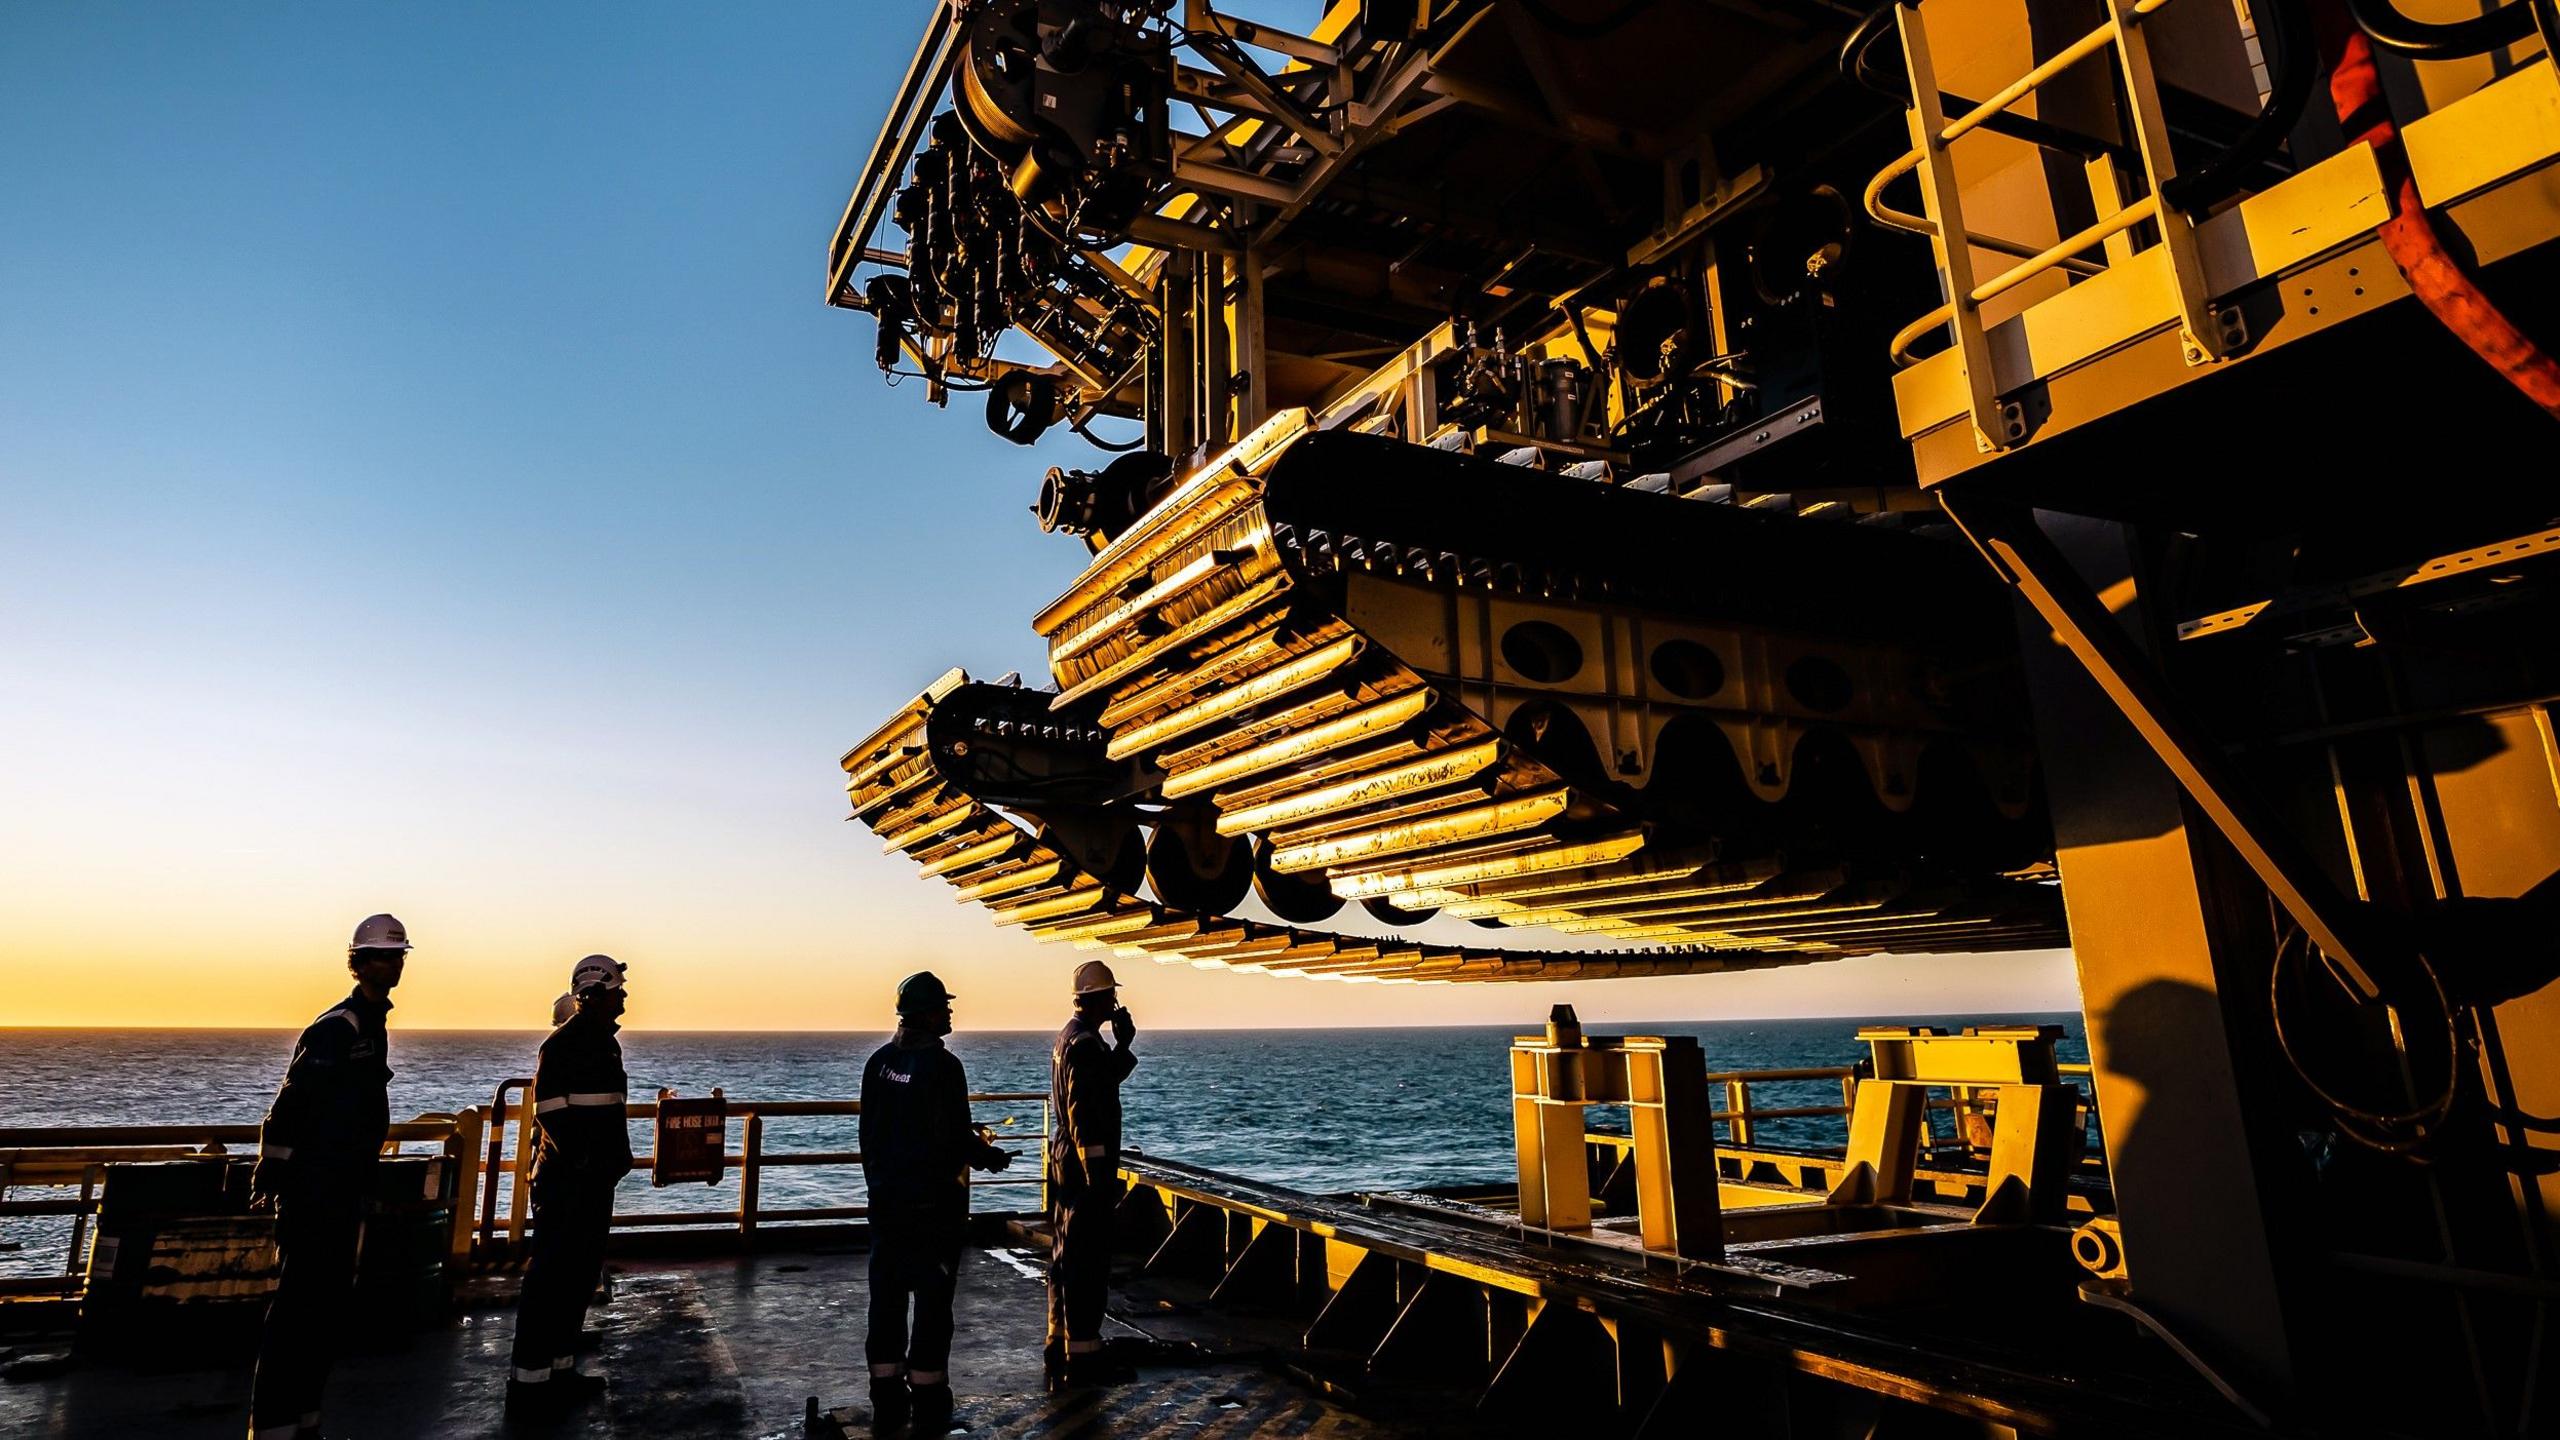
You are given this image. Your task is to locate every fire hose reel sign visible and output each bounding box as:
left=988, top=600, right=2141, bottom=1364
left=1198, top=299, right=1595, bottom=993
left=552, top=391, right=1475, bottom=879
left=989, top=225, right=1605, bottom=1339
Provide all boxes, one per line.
left=653, top=1090, right=727, bottom=1187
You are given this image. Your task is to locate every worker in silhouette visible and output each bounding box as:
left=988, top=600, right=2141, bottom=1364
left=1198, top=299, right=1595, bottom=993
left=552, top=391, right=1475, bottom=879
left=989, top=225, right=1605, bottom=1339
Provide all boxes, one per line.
left=247, top=912, right=409, bottom=1440
left=861, top=971, right=1013, bottom=1434
left=1045, top=959, right=1136, bottom=1388
left=506, top=955, right=633, bottom=1415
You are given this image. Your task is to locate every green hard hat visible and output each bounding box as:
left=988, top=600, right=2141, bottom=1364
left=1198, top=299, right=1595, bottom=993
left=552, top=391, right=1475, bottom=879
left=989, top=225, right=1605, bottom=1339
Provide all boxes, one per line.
left=896, top=970, right=956, bottom=1014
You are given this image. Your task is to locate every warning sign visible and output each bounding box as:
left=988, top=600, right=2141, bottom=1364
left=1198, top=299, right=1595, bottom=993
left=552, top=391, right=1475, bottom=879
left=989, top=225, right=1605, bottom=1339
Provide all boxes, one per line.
left=652, top=1093, right=728, bottom=1187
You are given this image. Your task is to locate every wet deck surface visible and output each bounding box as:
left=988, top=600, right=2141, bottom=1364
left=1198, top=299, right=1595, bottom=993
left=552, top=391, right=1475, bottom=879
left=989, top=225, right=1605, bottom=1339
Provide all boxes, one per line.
left=0, top=1242, right=1414, bottom=1439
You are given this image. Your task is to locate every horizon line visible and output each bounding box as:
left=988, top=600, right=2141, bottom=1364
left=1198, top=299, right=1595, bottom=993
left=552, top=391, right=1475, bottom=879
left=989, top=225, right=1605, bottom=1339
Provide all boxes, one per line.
left=0, top=1007, right=2080, bottom=1035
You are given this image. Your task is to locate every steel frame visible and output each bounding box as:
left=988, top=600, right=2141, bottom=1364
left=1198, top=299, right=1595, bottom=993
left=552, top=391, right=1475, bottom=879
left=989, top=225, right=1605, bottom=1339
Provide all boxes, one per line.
left=1111, top=1152, right=2257, bottom=1437
left=1888, top=58, right=2560, bottom=481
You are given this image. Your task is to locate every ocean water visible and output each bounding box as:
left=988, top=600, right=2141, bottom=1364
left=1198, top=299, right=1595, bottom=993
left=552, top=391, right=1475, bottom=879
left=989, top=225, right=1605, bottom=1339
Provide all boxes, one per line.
left=0, top=1015, right=2085, bottom=1277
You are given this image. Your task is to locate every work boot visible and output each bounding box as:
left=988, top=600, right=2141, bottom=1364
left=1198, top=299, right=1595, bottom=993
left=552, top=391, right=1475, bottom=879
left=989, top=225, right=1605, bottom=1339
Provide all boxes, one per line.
left=909, top=1382, right=954, bottom=1435
left=504, top=1378, right=565, bottom=1420
left=1041, top=1340, right=1068, bottom=1393
left=549, top=1367, right=608, bottom=1404
left=1063, top=1352, right=1135, bottom=1388
left=868, top=1376, right=911, bottom=1431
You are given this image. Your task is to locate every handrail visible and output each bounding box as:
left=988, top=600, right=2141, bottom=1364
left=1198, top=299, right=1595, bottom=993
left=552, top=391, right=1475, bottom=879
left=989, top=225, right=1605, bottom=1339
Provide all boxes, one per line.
left=1867, top=0, right=2232, bottom=442
left=2, top=1089, right=1058, bottom=1286
left=475, top=1085, right=1055, bottom=1256
left=0, top=1113, right=477, bottom=1295
left=1666, top=1062, right=2097, bottom=1149
left=3, top=1061, right=2104, bottom=1289
left=0, top=1120, right=460, bottom=1147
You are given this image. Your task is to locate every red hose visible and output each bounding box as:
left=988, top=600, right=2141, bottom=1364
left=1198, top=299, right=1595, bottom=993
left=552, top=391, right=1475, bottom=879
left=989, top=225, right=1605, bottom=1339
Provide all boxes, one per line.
left=2327, top=30, right=2560, bottom=419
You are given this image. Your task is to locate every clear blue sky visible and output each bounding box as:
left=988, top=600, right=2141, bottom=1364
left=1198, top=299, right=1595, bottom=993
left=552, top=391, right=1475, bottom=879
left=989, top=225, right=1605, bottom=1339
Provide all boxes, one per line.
left=0, top=1, right=2079, bottom=1030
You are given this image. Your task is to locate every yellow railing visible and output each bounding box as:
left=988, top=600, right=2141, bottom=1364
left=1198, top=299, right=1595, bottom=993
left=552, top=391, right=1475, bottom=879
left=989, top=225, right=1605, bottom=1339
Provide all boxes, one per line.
left=0, top=1089, right=1055, bottom=1294
left=1869, top=0, right=2226, bottom=450
left=1694, top=1061, right=2096, bottom=1149
left=3, top=1060, right=2104, bottom=1295
left=473, top=1083, right=1052, bottom=1255
left=0, top=1118, right=474, bottom=1297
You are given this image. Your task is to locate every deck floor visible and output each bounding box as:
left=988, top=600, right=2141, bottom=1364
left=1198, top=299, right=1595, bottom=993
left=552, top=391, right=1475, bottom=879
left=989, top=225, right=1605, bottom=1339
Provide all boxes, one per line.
left=1, top=1241, right=1413, bottom=1439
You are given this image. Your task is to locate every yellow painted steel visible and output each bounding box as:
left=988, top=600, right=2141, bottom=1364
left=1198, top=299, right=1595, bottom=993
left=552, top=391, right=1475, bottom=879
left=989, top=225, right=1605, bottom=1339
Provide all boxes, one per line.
left=1823, top=1026, right=2081, bottom=1224
left=1269, top=788, right=1571, bottom=874
left=1098, top=617, right=1295, bottom=730
left=988, top=884, right=1110, bottom=927
left=1049, top=522, right=1275, bottom=668
left=884, top=801, right=982, bottom=854
left=1156, top=674, right=1418, bottom=775
left=950, top=858, right=1065, bottom=903
left=915, top=833, right=1023, bottom=879
left=1434, top=855, right=1781, bottom=918
left=1159, top=687, right=1433, bottom=798
left=1105, top=634, right=1365, bottom=759
left=1031, top=409, right=1310, bottom=640
left=1326, top=831, right=1652, bottom=899
left=1889, top=34, right=2560, bottom=478
left=1512, top=1008, right=1722, bottom=1261
left=1214, top=737, right=1505, bottom=836
left=1054, top=574, right=1293, bottom=707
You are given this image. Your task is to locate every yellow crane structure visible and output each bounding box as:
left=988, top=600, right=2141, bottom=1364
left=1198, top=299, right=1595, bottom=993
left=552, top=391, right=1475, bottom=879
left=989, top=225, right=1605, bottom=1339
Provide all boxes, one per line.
left=826, top=2, right=2560, bottom=1432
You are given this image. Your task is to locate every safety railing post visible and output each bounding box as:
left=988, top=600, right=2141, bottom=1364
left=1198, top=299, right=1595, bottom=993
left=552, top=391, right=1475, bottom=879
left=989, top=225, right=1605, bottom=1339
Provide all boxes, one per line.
left=479, top=1091, right=509, bottom=1256
left=1725, top=1078, right=1752, bottom=1148
left=65, top=1164, right=98, bottom=1280
left=739, top=1113, right=764, bottom=1242
left=506, top=1089, right=533, bottom=1256
left=450, top=1105, right=485, bottom=1263
left=2102, top=0, right=2227, bottom=365
left=1894, top=0, right=2011, bottom=453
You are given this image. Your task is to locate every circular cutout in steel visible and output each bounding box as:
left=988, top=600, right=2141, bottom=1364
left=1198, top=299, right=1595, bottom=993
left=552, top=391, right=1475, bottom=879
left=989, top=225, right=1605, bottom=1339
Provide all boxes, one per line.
left=1145, top=823, right=1251, bottom=913
left=1500, top=621, right=1584, bottom=685
left=1361, top=894, right=1440, bottom=927
left=1784, top=654, right=1854, bottom=713
left=1251, top=839, right=1342, bottom=925
left=1649, top=639, right=1726, bottom=700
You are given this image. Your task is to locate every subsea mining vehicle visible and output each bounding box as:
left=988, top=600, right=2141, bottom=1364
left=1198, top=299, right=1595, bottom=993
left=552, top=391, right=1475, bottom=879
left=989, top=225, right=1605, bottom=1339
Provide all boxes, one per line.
left=828, top=1, right=2560, bottom=1432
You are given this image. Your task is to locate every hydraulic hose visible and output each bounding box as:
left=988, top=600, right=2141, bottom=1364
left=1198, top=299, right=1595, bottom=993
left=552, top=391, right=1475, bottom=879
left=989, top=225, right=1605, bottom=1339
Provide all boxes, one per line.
left=2268, top=922, right=2461, bottom=1158
left=2344, top=0, right=2537, bottom=60
left=2328, top=30, right=2560, bottom=420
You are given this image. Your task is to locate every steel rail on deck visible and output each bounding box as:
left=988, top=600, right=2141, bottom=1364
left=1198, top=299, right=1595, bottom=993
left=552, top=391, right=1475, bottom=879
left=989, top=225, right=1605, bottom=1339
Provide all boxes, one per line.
left=0, top=1092, right=1054, bottom=1289
left=475, top=1086, right=1054, bottom=1257
left=1870, top=0, right=2227, bottom=451
left=1689, top=1062, right=2093, bottom=1147
left=0, top=1118, right=472, bottom=1296
left=1, top=1058, right=2098, bottom=1295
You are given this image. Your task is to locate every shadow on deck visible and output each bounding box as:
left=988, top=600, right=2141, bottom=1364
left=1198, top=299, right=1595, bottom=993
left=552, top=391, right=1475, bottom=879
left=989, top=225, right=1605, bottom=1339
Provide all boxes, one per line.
left=1, top=1241, right=1427, bottom=1440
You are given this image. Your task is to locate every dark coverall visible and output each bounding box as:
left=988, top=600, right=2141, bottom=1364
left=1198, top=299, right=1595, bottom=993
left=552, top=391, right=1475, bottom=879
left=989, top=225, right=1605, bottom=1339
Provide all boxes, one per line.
left=860, top=1032, right=1002, bottom=1390
left=508, top=1008, right=631, bottom=1386
left=249, top=988, right=392, bottom=1439
left=1046, top=1015, right=1135, bottom=1363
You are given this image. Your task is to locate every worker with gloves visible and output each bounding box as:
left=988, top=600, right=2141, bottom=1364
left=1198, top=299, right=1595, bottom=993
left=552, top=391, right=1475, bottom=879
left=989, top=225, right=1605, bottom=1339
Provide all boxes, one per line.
left=506, top=955, right=634, bottom=1415
left=246, top=912, right=409, bottom=1440
left=861, top=971, right=1014, bottom=1435
left=1045, top=959, right=1136, bottom=1388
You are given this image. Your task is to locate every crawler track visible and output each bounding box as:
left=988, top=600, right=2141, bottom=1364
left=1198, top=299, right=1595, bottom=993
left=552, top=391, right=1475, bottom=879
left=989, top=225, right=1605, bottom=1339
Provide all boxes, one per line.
left=843, top=415, right=2065, bottom=983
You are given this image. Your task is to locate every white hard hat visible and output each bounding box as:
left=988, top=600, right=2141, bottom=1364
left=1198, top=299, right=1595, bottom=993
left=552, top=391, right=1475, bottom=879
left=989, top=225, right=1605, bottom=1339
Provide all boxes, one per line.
left=551, top=992, right=578, bottom=1026
left=570, top=954, right=626, bottom=994
left=349, top=913, right=411, bottom=953
left=1073, top=959, right=1118, bottom=995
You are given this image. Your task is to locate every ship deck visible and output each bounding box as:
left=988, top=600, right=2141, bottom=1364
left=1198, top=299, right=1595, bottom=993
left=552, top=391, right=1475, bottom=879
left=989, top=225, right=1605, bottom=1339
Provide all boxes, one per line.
left=3, top=1151, right=2253, bottom=1439
left=0, top=1235, right=1416, bottom=1440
